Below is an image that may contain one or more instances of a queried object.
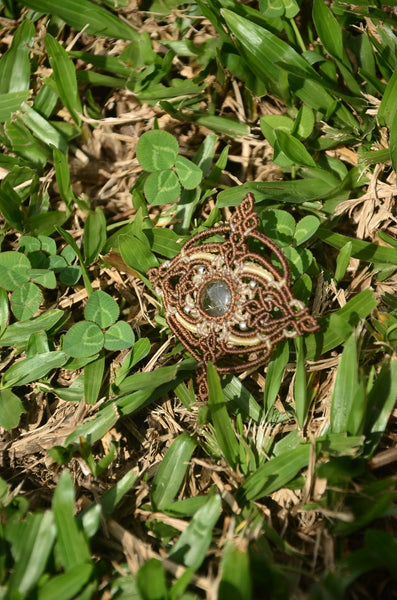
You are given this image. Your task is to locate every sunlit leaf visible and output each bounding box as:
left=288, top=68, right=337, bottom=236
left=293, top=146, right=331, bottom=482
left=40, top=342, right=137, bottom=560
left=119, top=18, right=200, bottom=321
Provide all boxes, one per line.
left=45, top=34, right=82, bottom=126
left=84, top=290, right=119, bottom=328
left=2, top=351, right=68, bottom=388
left=0, top=251, right=31, bottom=291
left=144, top=169, right=181, bottom=205
left=137, top=559, right=168, bottom=600
left=136, top=130, right=179, bottom=172
left=207, top=362, right=240, bottom=470
left=10, top=282, right=43, bottom=321
left=175, top=155, right=203, bottom=190
left=294, top=215, right=320, bottom=246
left=0, top=388, right=25, bottom=430
left=151, top=433, right=196, bottom=510
left=104, top=321, right=135, bottom=351
left=169, top=493, right=222, bottom=569
left=22, top=0, right=139, bottom=41
left=84, top=207, right=107, bottom=265
left=0, top=20, right=35, bottom=94
left=218, top=541, right=252, bottom=600
left=52, top=471, right=91, bottom=570
left=0, top=309, right=64, bottom=347
left=330, top=333, right=360, bottom=434
left=239, top=444, right=310, bottom=501
left=6, top=511, right=56, bottom=598
left=63, top=322, right=104, bottom=358
left=84, top=351, right=105, bottom=405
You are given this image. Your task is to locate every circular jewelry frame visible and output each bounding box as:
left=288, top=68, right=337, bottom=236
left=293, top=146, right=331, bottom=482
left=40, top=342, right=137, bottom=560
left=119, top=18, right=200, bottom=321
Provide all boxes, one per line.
left=148, top=193, right=319, bottom=393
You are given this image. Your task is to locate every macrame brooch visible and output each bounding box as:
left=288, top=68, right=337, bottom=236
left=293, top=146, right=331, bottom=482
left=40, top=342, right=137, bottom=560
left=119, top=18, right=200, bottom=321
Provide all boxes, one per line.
left=148, top=193, right=319, bottom=399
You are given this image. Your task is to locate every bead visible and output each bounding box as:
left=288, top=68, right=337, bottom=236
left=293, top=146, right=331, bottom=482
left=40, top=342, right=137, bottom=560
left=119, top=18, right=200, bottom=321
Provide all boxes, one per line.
left=200, top=280, right=232, bottom=317
left=184, top=305, right=191, bottom=314
left=197, top=265, right=206, bottom=274
left=239, top=321, right=247, bottom=330
left=249, top=280, right=256, bottom=288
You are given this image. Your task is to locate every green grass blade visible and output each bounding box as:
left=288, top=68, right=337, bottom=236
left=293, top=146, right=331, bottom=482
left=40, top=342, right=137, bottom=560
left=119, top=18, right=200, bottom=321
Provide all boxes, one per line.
left=169, top=493, right=222, bottom=569
left=317, top=227, right=397, bottom=265
left=66, top=364, right=195, bottom=445
left=218, top=541, right=252, bottom=600
left=113, top=338, right=151, bottom=387
left=1, top=351, right=68, bottom=388
left=216, top=177, right=338, bottom=207
left=44, top=34, right=82, bottom=126
left=53, top=147, right=76, bottom=210
left=304, top=289, right=377, bottom=360
left=294, top=336, right=308, bottom=429
left=346, top=379, right=367, bottom=437
left=239, top=444, right=311, bottom=502
left=174, top=133, right=218, bottom=233
left=84, top=350, right=105, bottom=405
left=20, top=103, right=67, bottom=153
left=33, top=81, right=59, bottom=118
left=52, top=471, right=91, bottom=570
left=365, top=359, right=397, bottom=453
left=222, top=375, right=262, bottom=423
left=275, top=129, right=316, bottom=167
left=0, top=309, right=64, bottom=347
left=6, top=511, right=56, bottom=597
left=221, top=8, right=290, bottom=102
left=194, top=114, right=249, bottom=137
left=84, top=207, right=107, bottom=265
left=222, top=7, right=341, bottom=113
left=378, top=65, right=397, bottom=127
left=0, top=20, right=35, bottom=94
left=389, top=109, right=397, bottom=175
left=119, top=233, right=159, bottom=274
left=151, top=433, right=196, bottom=510
left=0, top=178, right=24, bottom=231
left=330, top=333, right=360, bottom=434
left=100, top=470, right=138, bottom=518
left=3, top=118, right=50, bottom=167
left=65, top=404, right=120, bottom=446
left=38, top=563, right=93, bottom=600
left=56, top=226, right=93, bottom=294
left=334, top=241, right=352, bottom=284
left=0, top=287, right=9, bottom=336
left=22, top=0, right=139, bottom=41
left=312, top=0, right=345, bottom=64
left=263, top=340, right=289, bottom=413
left=117, top=363, right=189, bottom=395
left=78, top=470, right=138, bottom=538
left=137, top=559, right=168, bottom=600
left=207, top=362, right=240, bottom=469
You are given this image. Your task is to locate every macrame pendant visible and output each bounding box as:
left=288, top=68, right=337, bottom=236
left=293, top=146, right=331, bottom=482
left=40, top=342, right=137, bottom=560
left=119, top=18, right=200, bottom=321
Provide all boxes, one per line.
left=148, top=193, right=319, bottom=398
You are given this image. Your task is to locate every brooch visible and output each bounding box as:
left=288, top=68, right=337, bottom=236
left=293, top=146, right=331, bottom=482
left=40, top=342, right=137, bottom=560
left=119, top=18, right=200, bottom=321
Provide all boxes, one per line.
left=148, top=193, right=319, bottom=398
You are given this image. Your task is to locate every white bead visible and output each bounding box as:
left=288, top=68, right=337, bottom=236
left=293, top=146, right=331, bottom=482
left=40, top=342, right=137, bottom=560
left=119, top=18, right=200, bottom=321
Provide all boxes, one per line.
left=184, top=305, right=191, bottom=314
left=249, top=280, right=256, bottom=288
left=198, top=266, right=206, bottom=274
left=239, top=321, right=247, bottom=330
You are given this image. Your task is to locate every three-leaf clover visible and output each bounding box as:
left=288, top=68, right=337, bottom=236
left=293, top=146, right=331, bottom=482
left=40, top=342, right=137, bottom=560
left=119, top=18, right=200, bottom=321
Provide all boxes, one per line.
left=136, top=130, right=203, bottom=205
left=63, top=290, right=135, bottom=358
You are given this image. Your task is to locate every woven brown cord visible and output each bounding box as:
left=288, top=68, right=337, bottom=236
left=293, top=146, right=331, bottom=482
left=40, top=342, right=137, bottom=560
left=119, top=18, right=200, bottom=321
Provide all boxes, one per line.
left=148, top=193, right=319, bottom=399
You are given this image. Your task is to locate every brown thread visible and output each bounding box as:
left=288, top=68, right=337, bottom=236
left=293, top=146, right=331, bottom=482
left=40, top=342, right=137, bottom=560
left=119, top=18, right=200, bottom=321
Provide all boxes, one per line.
left=148, top=193, right=319, bottom=399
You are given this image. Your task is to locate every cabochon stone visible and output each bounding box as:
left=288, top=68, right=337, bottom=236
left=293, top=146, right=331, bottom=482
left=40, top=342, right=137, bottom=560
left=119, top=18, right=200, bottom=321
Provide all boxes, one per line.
left=200, top=280, right=232, bottom=317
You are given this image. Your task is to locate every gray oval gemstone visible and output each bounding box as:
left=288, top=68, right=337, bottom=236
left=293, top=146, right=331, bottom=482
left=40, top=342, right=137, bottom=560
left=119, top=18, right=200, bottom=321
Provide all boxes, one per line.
left=200, top=280, right=232, bottom=317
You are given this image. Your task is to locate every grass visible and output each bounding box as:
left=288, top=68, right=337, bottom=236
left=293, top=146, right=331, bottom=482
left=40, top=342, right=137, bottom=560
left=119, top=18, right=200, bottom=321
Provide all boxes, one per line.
left=0, top=0, right=397, bottom=598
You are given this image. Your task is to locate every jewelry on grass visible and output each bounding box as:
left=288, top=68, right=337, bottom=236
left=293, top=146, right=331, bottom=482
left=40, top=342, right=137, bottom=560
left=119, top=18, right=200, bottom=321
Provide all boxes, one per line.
left=148, top=193, right=319, bottom=398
